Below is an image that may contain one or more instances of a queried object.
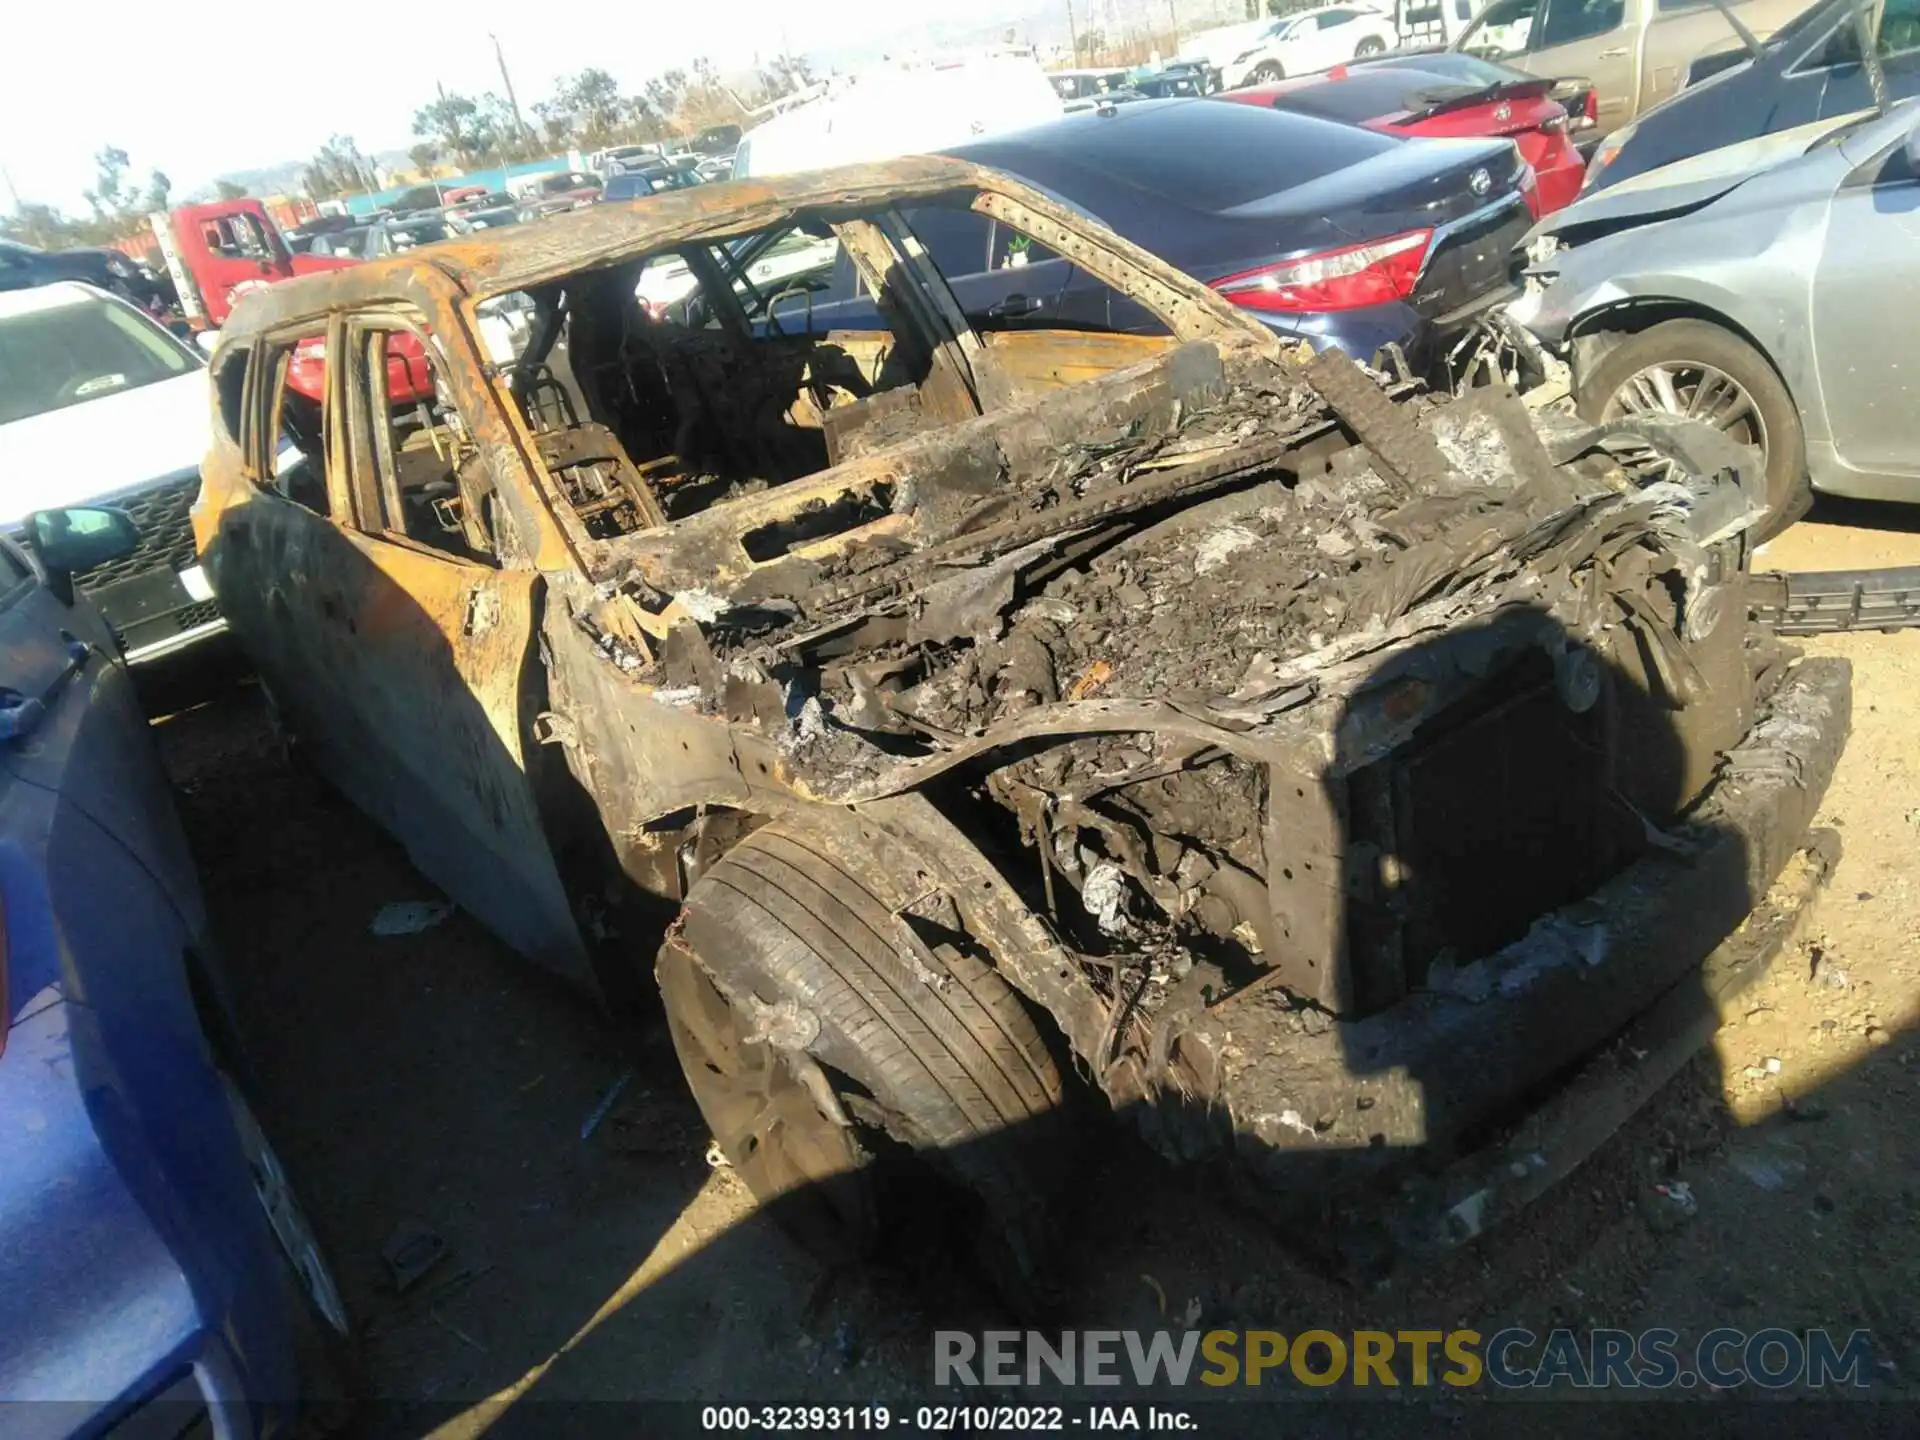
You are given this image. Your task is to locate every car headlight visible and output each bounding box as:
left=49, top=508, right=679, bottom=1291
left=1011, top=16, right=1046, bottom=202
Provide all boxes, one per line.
left=1581, top=123, right=1635, bottom=192
left=1233, top=47, right=1262, bottom=62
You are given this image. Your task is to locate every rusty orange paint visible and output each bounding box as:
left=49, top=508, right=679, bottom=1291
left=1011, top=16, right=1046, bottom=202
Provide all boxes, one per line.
left=1068, top=660, right=1115, bottom=701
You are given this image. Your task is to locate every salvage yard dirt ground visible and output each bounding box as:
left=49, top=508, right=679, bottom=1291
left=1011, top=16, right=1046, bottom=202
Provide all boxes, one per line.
left=147, top=499, right=1920, bottom=1431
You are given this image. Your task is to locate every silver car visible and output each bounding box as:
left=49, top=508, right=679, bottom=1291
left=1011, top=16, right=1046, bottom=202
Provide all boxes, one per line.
left=1513, top=98, right=1920, bottom=529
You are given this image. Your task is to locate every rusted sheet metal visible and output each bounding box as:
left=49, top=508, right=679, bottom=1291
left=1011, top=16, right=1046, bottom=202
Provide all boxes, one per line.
left=204, top=500, right=594, bottom=989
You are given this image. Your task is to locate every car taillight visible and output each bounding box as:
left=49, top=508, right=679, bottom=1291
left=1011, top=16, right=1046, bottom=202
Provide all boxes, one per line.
left=1541, top=112, right=1567, bottom=133
left=1209, top=229, right=1433, bottom=314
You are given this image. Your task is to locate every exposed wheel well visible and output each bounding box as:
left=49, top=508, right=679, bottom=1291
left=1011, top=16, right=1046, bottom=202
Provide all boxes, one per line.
left=1568, top=300, right=1797, bottom=409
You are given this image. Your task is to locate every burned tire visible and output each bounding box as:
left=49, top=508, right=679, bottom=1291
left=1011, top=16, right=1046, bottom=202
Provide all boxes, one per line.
left=657, top=820, right=1065, bottom=1307
left=1355, top=36, right=1387, bottom=56
left=1578, top=319, right=1810, bottom=536
left=1247, top=61, right=1286, bottom=83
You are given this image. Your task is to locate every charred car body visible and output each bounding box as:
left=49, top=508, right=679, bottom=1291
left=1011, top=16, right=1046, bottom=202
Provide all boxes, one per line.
left=196, top=159, right=1849, bottom=1285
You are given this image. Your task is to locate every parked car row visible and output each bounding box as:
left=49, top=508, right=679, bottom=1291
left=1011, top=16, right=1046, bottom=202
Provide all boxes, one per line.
left=0, top=237, right=174, bottom=314
left=1177, top=4, right=1401, bottom=88
left=1223, top=52, right=1590, bottom=214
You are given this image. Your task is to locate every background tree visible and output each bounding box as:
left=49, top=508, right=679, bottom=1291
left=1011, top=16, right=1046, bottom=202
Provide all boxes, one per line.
left=0, top=201, right=85, bottom=248
left=551, top=67, right=627, bottom=147
left=674, top=58, right=748, bottom=133
left=412, top=92, right=494, bottom=169
left=619, top=94, right=664, bottom=144
left=644, top=70, right=690, bottom=130
left=303, top=134, right=376, bottom=199
left=82, top=146, right=171, bottom=228
left=755, top=52, right=816, bottom=104
left=531, top=99, right=572, bottom=148
left=408, top=142, right=441, bottom=176
left=215, top=179, right=250, bottom=200
left=476, top=93, right=528, bottom=162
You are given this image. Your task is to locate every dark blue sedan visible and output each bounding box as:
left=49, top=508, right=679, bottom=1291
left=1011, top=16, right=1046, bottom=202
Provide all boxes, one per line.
left=0, top=507, right=351, bottom=1437
left=727, top=98, right=1532, bottom=376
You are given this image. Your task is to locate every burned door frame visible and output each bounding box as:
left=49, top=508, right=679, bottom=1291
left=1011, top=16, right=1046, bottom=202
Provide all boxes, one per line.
left=236, top=292, right=594, bottom=987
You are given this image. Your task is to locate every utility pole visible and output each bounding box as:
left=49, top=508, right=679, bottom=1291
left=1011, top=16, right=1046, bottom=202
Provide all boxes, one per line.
left=1066, top=0, right=1080, bottom=59
left=0, top=163, right=19, bottom=212
left=491, top=32, right=539, bottom=162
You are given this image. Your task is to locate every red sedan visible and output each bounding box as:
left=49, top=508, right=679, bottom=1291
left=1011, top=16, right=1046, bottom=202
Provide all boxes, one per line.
left=1219, top=55, right=1591, bottom=218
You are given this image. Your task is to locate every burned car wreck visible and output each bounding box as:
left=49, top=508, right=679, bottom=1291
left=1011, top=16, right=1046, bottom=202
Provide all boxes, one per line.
left=196, top=158, right=1849, bottom=1291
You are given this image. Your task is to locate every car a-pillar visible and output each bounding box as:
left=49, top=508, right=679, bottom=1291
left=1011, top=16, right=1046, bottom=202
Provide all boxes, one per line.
left=654, top=797, right=1082, bottom=1308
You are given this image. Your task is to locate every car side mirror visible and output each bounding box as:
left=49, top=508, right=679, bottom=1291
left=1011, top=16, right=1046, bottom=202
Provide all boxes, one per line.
left=28, top=506, right=140, bottom=602
left=1907, top=126, right=1920, bottom=175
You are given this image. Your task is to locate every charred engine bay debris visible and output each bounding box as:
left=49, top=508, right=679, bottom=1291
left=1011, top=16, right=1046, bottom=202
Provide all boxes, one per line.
left=567, top=348, right=1781, bottom=1082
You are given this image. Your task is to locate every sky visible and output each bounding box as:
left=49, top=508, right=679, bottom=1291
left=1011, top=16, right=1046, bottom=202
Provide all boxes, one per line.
left=2, top=0, right=1009, bottom=210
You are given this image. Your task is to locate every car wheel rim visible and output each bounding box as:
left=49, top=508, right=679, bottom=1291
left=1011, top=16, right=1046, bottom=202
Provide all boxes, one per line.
left=658, top=944, right=877, bottom=1257
left=221, top=1075, right=352, bottom=1337
left=1603, top=361, right=1769, bottom=459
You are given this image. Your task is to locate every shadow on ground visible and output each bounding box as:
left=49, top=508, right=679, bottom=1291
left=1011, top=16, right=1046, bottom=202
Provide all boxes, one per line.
left=131, top=589, right=1918, bottom=1438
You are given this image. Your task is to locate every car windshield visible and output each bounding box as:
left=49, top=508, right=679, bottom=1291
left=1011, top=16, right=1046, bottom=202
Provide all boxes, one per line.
left=1765, top=0, right=1849, bottom=51
left=0, top=293, right=195, bottom=426
left=605, top=174, right=655, bottom=200
left=389, top=220, right=450, bottom=249
left=452, top=209, right=518, bottom=232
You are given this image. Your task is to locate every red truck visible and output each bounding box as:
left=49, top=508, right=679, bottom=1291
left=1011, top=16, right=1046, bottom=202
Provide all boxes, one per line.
left=151, top=198, right=429, bottom=403
left=149, top=198, right=353, bottom=329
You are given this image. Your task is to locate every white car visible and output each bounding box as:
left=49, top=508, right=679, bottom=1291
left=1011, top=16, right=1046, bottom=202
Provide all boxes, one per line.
left=0, top=282, right=223, bottom=661
left=1175, top=17, right=1280, bottom=84
left=1215, top=5, right=1401, bottom=89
